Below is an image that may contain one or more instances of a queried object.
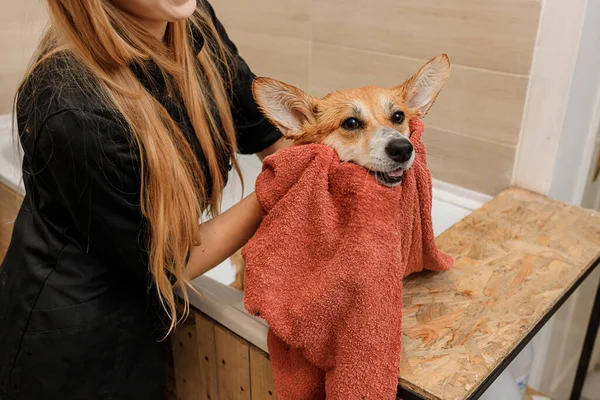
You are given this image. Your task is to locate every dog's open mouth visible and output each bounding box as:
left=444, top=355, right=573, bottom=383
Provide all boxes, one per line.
left=373, top=168, right=405, bottom=187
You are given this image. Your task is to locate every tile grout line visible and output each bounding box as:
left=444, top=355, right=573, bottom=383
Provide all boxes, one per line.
left=425, top=124, right=519, bottom=149
left=310, top=40, right=531, bottom=79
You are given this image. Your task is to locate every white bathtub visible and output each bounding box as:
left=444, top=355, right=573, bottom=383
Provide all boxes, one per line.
left=0, top=113, right=490, bottom=352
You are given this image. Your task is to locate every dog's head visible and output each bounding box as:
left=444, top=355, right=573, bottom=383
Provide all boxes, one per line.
left=252, top=54, right=450, bottom=186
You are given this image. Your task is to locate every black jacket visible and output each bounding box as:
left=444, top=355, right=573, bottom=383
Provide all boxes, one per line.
left=0, top=3, right=281, bottom=399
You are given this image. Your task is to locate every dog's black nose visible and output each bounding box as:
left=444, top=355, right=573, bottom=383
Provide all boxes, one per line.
left=385, top=139, right=413, bottom=163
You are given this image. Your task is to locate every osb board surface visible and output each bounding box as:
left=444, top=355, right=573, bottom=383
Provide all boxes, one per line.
left=400, top=188, right=600, bottom=400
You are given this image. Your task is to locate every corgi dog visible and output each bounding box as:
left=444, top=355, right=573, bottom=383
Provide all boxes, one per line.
left=230, top=53, right=451, bottom=291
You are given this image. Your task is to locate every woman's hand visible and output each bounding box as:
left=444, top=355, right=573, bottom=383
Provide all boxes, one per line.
left=257, top=136, right=294, bottom=160
left=186, top=192, right=262, bottom=280
left=186, top=137, right=293, bottom=280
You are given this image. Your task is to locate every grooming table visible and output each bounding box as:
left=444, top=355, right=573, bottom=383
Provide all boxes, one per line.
left=398, top=188, right=600, bottom=400
left=165, top=188, right=600, bottom=400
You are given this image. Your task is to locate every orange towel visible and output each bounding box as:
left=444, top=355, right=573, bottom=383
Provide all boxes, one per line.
left=243, top=119, right=453, bottom=399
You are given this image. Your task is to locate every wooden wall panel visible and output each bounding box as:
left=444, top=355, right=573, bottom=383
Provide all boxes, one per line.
left=249, top=348, right=277, bottom=400
left=172, top=313, right=219, bottom=400
left=172, top=316, right=204, bottom=400
left=195, top=313, right=220, bottom=400
left=168, top=312, right=278, bottom=400
left=215, top=325, right=251, bottom=400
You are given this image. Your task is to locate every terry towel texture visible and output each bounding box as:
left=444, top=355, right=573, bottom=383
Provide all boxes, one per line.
left=242, top=119, right=453, bottom=400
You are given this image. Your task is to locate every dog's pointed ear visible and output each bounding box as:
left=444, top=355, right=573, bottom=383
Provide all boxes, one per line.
left=252, top=77, right=315, bottom=138
left=400, top=54, right=450, bottom=116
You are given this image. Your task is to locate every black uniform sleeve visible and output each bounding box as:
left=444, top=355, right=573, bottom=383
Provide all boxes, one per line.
left=32, top=109, right=149, bottom=281
left=202, top=1, right=283, bottom=154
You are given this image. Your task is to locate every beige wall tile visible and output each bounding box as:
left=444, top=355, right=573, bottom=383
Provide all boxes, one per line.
left=0, top=23, right=46, bottom=72
left=0, top=0, right=47, bottom=24
left=423, top=127, right=515, bottom=195
left=0, top=72, right=22, bottom=114
left=211, top=0, right=311, bottom=40
left=227, top=29, right=310, bottom=90
left=0, top=1, right=47, bottom=114
left=0, top=25, right=45, bottom=113
left=312, top=0, right=541, bottom=75
left=311, top=43, right=527, bottom=146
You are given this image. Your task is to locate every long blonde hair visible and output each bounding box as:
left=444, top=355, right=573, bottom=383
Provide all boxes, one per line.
left=20, top=0, right=242, bottom=335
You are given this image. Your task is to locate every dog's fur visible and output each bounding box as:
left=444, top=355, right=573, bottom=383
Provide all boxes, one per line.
left=230, top=54, right=451, bottom=290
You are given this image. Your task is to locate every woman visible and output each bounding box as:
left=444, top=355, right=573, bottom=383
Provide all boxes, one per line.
left=0, top=0, right=289, bottom=398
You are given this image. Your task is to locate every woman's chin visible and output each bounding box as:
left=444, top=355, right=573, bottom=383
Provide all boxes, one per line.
left=165, top=0, right=197, bottom=21
left=113, top=0, right=197, bottom=24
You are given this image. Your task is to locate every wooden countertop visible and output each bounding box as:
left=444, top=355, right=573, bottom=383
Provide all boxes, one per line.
left=399, top=188, right=600, bottom=400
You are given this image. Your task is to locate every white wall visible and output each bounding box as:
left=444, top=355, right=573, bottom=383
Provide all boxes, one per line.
left=512, top=0, right=600, bottom=396
left=512, top=0, right=588, bottom=196
left=581, top=133, right=600, bottom=209
left=549, top=0, right=600, bottom=205
left=517, top=0, right=600, bottom=396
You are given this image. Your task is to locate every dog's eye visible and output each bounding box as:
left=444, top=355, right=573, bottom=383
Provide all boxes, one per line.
left=342, top=117, right=361, bottom=130
left=392, top=111, right=405, bottom=124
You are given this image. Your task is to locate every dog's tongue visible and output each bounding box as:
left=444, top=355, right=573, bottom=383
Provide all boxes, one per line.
left=388, top=168, right=404, bottom=177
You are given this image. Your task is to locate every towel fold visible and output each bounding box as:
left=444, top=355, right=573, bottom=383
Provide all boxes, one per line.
left=243, top=119, right=453, bottom=400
